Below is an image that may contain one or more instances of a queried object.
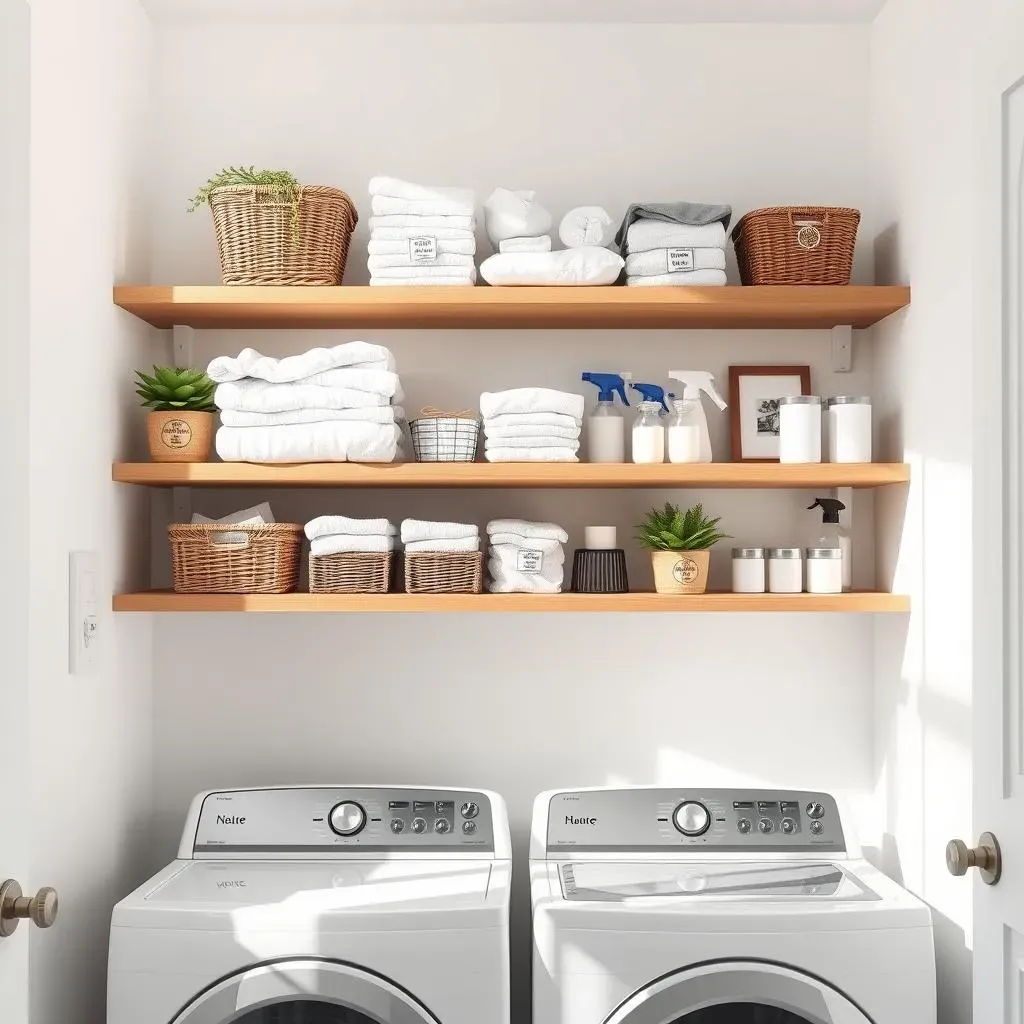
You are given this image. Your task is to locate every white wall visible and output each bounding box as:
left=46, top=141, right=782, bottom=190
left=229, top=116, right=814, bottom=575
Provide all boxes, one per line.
left=27, top=0, right=157, bottom=1021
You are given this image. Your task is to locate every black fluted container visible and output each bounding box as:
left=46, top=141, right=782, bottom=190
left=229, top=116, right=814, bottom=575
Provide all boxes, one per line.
left=571, top=549, right=629, bottom=594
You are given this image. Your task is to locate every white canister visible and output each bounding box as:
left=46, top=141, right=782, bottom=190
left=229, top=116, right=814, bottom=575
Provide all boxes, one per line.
left=778, top=395, right=822, bottom=464
left=768, top=548, right=803, bottom=593
left=826, top=396, right=872, bottom=463
left=732, top=547, right=766, bottom=594
left=805, top=547, right=843, bottom=594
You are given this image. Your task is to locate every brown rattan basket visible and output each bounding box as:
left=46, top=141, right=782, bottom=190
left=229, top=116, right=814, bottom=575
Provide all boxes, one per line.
left=731, top=207, right=860, bottom=285
left=404, top=551, right=483, bottom=594
left=168, top=522, right=303, bottom=594
left=309, top=551, right=393, bottom=594
left=208, top=184, right=358, bottom=286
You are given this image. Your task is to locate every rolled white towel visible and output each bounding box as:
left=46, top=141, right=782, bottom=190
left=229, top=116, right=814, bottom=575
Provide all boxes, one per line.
left=626, top=269, right=728, bottom=287
left=484, top=412, right=582, bottom=431
left=479, top=247, right=622, bottom=287
left=368, top=238, right=476, bottom=257
left=208, top=342, right=394, bottom=384
left=405, top=537, right=481, bottom=553
left=305, top=516, right=397, bottom=541
left=499, top=236, right=552, bottom=254
left=368, top=253, right=476, bottom=271
left=480, top=388, right=584, bottom=420
left=485, top=447, right=579, bottom=463
left=220, top=406, right=405, bottom=428
left=484, top=187, right=553, bottom=245
left=625, top=247, right=727, bottom=277
left=215, top=381, right=394, bottom=414
left=558, top=206, right=614, bottom=248
left=484, top=436, right=580, bottom=452
left=368, top=177, right=475, bottom=207
left=369, top=215, right=475, bottom=232
left=311, top=535, right=396, bottom=557
left=487, top=520, right=569, bottom=543
left=401, top=519, right=479, bottom=543
left=484, top=423, right=580, bottom=440
left=372, top=195, right=475, bottom=218
left=625, top=219, right=728, bottom=254
left=489, top=533, right=566, bottom=553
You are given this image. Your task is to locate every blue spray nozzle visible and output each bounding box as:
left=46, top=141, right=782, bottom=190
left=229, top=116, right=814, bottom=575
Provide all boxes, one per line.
left=582, top=372, right=630, bottom=406
left=630, top=382, right=670, bottom=413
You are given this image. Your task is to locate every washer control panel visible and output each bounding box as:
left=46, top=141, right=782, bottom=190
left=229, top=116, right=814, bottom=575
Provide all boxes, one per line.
left=191, top=787, right=494, bottom=855
left=546, top=789, right=845, bottom=854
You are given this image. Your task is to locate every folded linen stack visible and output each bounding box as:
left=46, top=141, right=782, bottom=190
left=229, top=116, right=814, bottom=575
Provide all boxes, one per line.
left=368, top=176, right=477, bottom=286
left=486, top=519, right=568, bottom=594
left=480, top=388, right=585, bottom=463
left=305, top=516, right=396, bottom=558
left=208, top=342, right=404, bottom=463
left=484, top=187, right=553, bottom=253
left=400, top=519, right=480, bottom=553
left=616, top=202, right=733, bottom=287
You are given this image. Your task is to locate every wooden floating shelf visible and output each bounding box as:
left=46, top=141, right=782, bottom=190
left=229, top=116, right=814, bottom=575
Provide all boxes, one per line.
left=113, top=592, right=910, bottom=614
left=113, top=285, right=911, bottom=331
left=112, top=462, right=910, bottom=489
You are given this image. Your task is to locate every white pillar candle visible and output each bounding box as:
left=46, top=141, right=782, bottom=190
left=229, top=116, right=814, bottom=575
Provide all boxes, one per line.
left=584, top=526, right=618, bottom=549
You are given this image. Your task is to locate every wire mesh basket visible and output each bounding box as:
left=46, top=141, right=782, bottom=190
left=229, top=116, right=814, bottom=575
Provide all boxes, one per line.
left=409, top=408, right=480, bottom=462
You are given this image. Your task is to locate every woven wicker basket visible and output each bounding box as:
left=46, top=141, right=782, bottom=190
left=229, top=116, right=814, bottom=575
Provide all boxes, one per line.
left=404, top=552, right=483, bottom=594
left=168, top=522, right=303, bottom=594
left=309, top=552, right=393, bottom=594
left=209, top=184, right=358, bottom=286
left=731, top=207, right=860, bottom=285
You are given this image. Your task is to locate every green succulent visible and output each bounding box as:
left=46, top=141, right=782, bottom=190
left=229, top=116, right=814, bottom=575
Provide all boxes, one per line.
left=636, top=502, right=730, bottom=552
left=188, top=165, right=302, bottom=239
left=135, top=366, right=216, bottom=413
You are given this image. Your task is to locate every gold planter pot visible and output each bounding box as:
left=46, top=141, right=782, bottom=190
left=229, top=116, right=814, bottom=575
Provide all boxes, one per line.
left=651, top=549, right=711, bottom=595
left=147, top=410, right=214, bottom=463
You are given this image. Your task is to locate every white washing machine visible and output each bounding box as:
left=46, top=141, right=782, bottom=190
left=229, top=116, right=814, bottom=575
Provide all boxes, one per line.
left=109, top=785, right=510, bottom=1024
left=531, top=787, right=935, bottom=1024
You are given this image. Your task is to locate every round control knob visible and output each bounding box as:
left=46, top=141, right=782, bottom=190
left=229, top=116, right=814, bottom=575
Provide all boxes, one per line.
left=461, top=801, right=480, bottom=819
left=809, top=820, right=824, bottom=836
left=758, top=818, right=775, bottom=834
left=462, top=820, right=477, bottom=835
left=806, top=802, right=825, bottom=820
left=781, top=817, right=796, bottom=835
left=389, top=818, right=405, bottom=834
left=329, top=801, right=366, bottom=837
left=411, top=817, right=427, bottom=834
left=434, top=818, right=451, bottom=834
left=673, top=801, right=711, bottom=837
left=736, top=818, right=752, bottom=835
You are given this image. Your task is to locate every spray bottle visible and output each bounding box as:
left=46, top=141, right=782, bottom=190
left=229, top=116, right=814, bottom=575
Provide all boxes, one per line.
left=666, top=371, right=728, bottom=463
left=629, top=383, right=671, bottom=464
left=807, top=497, right=850, bottom=591
left=581, top=372, right=632, bottom=463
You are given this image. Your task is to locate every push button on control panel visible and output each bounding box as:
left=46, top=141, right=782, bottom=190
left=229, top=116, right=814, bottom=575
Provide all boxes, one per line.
left=411, top=817, right=427, bottom=834
left=462, top=820, right=477, bottom=835
left=434, top=818, right=451, bottom=834
left=781, top=817, right=797, bottom=835
left=389, top=818, right=405, bottom=834
left=736, top=818, right=752, bottom=835
left=758, top=818, right=775, bottom=835
left=810, top=820, right=824, bottom=835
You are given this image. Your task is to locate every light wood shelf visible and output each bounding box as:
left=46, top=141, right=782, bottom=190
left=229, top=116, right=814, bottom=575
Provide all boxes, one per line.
left=113, top=591, right=910, bottom=614
left=113, top=284, right=910, bottom=330
left=112, top=461, right=910, bottom=489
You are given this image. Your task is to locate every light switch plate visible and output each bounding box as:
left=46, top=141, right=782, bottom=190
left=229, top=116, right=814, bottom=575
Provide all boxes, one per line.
left=69, top=551, right=100, bottom=675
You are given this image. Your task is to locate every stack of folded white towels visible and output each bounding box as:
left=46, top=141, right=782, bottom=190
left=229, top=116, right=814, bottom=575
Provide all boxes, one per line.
left=208, top=342, right=404, bottom=463
left=368, top=176, right=477, bottom=287
left=480, top=388, right=585, bottom=463
left=483, top=187, right=553, bottom=254
left=305, top=516, right=396, bottom=558
left=486, top=519, right=568, bottom=594
left=620, top=204, right=733, bottom=287
left=400, top=519, right=481, bottom=555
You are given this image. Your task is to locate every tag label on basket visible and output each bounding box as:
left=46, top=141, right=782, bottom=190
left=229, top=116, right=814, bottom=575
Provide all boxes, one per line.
left=666, top=247, right=695, bottom=273
left=409, top=236, right=438, bottom=263
left=516, top=549, right=544, bottom=574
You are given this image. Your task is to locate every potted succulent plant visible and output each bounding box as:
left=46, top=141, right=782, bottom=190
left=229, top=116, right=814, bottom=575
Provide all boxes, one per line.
left=636, top=502, right=730, bottom=595
left=135, top=366, right=217, bottom=463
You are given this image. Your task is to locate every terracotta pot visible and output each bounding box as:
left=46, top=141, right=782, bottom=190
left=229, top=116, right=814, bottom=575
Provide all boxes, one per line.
left=651, top=549, right=711, bottom=595
left=147, top=411, right=214, bottom=463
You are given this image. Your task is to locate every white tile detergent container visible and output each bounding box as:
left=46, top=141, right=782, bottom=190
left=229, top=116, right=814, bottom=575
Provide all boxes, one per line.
left=629, top=382, right=670, bottom=464
left=667, top=370, right=728, bottom=463
left=581, top=371, right=632, bottom=463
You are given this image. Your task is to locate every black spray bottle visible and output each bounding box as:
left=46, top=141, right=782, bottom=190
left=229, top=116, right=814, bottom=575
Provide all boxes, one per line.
left=808, top=497, right=850, bottom=591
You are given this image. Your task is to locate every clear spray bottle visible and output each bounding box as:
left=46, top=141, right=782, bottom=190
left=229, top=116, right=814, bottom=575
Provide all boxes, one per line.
left=807, top=497, right=850, bottom=591
left=666, top=370, right=728, bottom=463
left=581, top=372, right=632, bottom=463
left=629, top=383, right=671, bottom=464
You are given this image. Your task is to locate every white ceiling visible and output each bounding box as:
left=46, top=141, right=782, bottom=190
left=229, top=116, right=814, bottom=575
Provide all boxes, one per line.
left=143, top=0, right=888, bottom=25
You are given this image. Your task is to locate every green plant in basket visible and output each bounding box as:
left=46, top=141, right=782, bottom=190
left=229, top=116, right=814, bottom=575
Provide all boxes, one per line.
left=636, top=502, right=729, bottom=551
left=188, top=166, right=302, bottom=238
left=135, top=366, right=217, bottom=464
left=135, top=366, right=216, bottom=412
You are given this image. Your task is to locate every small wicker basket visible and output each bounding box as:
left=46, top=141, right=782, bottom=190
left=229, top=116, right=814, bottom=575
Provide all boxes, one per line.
left=168, top=522, right=303, bottom=594
left=731, top=207, right=860, bottom=286
left=404, top=551, right=483, bottom=594
left=410, top=408, right=480, bottom=462
left=309, top=552, right=393, bottom=594
left=209, top=184, right=358, bottom=286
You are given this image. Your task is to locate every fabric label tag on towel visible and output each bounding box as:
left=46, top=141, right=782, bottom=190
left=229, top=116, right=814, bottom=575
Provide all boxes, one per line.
left=667, top=247, right=695, bottom=273
left=516, top=549, right=544, bottom=574
left=408, top=236, right=438, bottom=263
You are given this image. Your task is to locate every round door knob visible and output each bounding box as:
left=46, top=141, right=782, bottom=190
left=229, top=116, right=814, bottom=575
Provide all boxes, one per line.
left=946, top=832, right=1002, bottom=885
left=673, top=801, right=711, bottom=837
left=0, top=881, right=59, bottom=938
left=328, top=801, right=366, bottom=837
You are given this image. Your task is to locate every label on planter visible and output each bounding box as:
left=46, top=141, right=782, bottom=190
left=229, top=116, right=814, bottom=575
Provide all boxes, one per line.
left=408, top=236, right=438, bottom=263
left=516, top=549, right=544, bottom=574
left=666, top=247, right=695, bottom=273
left=160, top=418, right=193, bottom=449
left=672, top=556, right=700, bottom=585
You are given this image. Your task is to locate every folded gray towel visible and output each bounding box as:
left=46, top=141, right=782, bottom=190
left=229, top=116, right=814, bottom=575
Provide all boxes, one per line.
left=614, top=202, right=733, bottom=255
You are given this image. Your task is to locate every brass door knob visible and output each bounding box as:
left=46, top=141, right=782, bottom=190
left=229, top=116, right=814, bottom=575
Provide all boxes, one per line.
left=946, top=832, right=1002, bottom=885
left=0, top=880, right=59, bottom=938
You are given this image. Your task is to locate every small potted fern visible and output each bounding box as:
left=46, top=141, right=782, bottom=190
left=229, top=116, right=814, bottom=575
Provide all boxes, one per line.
left=136, top=366, right=217, bottom=463
left=636, top=502, right=730, bottom=595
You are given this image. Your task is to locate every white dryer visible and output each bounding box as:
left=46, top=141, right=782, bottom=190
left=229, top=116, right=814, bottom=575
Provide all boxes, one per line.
left=109, top=785, right=510, bottom=1024
left=531, top=787, right=935, bottom=1024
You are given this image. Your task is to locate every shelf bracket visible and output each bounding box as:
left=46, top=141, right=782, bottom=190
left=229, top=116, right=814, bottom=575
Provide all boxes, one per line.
left=831, top=325, right=853, bottom=373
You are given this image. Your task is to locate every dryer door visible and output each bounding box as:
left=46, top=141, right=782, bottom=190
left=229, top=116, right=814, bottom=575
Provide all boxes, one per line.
left=170, top=959, right=440, bottom=1024
left=605, top=962, right=873, bottom=1024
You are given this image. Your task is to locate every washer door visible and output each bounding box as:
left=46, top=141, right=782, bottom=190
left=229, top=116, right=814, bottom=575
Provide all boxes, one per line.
left=605, top=962, right=873, bottom=1024
left=170, top=959, right=440, bottom=1024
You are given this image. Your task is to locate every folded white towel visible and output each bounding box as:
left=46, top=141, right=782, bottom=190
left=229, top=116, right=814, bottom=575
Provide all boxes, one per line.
left=305, top=516, right=397, bottom=541
left=208, top=342, right=394, bottom=384
left=369, top=227, right=476, bottom=244
left=487, top=553, right=564, bottom=593
left=483, top=423, right=580, bottom=440
left=625, top=247, right=727, bottom=277
left=489, top=533, right=566, bottom=553
left=220, top=406, right=405, bottom=428
left=405, top=537, right=481, bottom=553
left=489, top=542, right=565, bottom=568
left=486, top=573, right=562, bottom=594
left=487, top=519, right=570, bottom=543
left=480, top=388, right=585, bottom=420
left=480, top=247, right=623, bottom=287
left=368, top=177, right=475, bottom=207
left=368, top=238, right=476, bottom=257
left=283, top=368, right=401, bottom=396
left=368, top=253, right=476, bottom=271
left=311, top=535, right=396, bottom=557
left=484, top=188, right=553, bottom=245
left=401, top=519, right=479, bottom=543
left=625, top=219, right=728, bottom=254
left=558, top=206, right=614, bottom=248
left=369, top=215, right=475, bottom=232
left=627, top=269, right=728, bottom=287
left=483, top=411, right=582, bottom=431
left=372, top=195, right=475, bottom=218
left=216, top=422, right=402, bottom=463
left=484, top=436, right=580, bottom=452
left=215, top=381, right=392, bottom=414
left=370, top=264, right=476, bottom=280
left=370, top=277, right=476, bottom=287
left=485, top=447, right=579, bottom=463
left=499, top=235, right=552, bottom=254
